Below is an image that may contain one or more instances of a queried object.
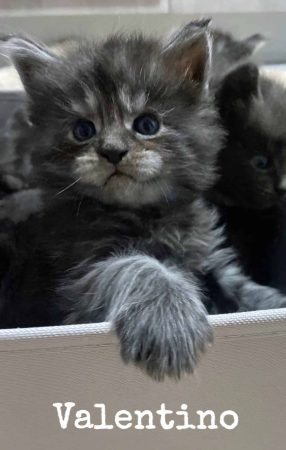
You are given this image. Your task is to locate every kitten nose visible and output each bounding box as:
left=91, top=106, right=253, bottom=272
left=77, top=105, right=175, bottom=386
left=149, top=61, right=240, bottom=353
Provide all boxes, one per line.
left=98, top=148, right=128, bottom=165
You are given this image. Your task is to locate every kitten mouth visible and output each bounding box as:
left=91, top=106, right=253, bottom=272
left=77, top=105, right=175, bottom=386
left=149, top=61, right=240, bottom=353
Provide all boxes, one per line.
left=105, top=169, right=135, bottom=184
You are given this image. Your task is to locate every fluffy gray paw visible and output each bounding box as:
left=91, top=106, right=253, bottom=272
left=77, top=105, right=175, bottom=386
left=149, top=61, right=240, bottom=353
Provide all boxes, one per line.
left=67, top=254, right=214, bottom=380
left=114, top=299, right=213, bottom=381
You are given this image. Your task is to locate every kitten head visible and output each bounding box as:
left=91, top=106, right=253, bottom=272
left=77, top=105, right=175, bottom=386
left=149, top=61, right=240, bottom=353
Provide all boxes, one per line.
left=210, top=29, right=265, bottom=85
left=3, top=21, right=222, bottom=207
left=214, top=63, right=286, bottom=209
left=212, top=29, right=264, bottom=57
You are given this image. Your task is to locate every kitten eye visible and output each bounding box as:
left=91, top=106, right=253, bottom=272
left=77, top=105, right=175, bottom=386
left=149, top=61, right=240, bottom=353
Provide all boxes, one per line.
left=251, top=155, right=271, bottom=171
left=133, top=114, right=160, bottom=136
left=73, top=119, right=96, bottom=142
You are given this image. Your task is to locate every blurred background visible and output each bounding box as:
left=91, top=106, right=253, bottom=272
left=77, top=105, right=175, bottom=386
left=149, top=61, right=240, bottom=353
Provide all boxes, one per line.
left=0, top=1, right=286, bottom=64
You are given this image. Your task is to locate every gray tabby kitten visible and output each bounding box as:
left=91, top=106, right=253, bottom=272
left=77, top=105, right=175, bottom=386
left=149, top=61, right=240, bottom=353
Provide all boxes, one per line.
left=0, top=27, right=265, bottom=222
left=1, top=22, right=285, bottom=381
left=0, top=26, right=264, bottom=217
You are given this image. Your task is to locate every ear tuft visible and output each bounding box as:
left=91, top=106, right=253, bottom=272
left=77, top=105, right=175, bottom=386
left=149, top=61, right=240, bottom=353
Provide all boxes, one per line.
left=243, top=33, right=266, bottom=54
left=0, top=35, right=58, bottom=95
left=163, top=20, right=212, bottom=88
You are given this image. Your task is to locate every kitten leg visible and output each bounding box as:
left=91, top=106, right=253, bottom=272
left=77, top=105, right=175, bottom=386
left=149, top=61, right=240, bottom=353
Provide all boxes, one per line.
left=63, top=254, right=213, bottom=380
left=237, top=281, right=286, bottom=312
left=210, top=247, right=286, bottom=312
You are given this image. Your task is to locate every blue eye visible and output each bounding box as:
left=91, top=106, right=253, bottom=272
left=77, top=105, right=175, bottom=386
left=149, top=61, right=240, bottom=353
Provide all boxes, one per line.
left=133, top=114, right=160, bottom=136
left=73, top=119, right=96, bottom=142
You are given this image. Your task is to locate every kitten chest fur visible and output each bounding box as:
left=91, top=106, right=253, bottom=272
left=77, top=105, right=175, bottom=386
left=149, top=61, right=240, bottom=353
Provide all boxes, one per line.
left=22, top=194, right=217, bottom=275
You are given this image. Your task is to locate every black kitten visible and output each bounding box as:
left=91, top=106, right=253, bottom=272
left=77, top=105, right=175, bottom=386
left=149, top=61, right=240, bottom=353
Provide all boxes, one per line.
left=1, top=23, right=285, bottom=381
left=211, top=63, right=286, bottom=292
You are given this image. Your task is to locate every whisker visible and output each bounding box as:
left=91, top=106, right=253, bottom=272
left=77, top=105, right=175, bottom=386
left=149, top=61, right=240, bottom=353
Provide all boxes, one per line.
left=54, top=177, right=82, bottom=197
left=157, top=180, right=170, bottom=204
left=76, top=195, right=84, bottom=217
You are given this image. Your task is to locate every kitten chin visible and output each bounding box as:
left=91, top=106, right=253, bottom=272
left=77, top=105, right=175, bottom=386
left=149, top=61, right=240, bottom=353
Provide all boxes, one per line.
left=78, top=175, right=172, bottom=207
left=73, top=146, right=166, bottom=205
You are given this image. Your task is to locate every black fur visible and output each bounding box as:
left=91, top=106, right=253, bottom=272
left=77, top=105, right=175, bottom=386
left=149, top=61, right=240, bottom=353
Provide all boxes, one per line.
left=210, top=63, right=286, bottom=293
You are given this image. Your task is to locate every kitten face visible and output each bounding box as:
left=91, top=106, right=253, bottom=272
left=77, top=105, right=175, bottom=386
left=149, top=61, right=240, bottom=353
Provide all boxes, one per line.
left=61, top=82, right=193, bottom=206
left=215, top=126, right=286, bottom=209
left=214, top=64, right=286, bottom=209
left=3, top=23, right=223, bottom=207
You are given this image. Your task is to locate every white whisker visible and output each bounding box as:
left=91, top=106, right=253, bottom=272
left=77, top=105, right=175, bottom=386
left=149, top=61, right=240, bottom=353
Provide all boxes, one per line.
left=54, top=177, right=82, bottom=197
left=76, top=195, right=84, bottom=217
left=156, top=180, right=169, bottom=204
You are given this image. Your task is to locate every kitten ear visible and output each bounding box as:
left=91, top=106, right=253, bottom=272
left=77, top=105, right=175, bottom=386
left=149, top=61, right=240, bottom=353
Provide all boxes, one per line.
left=243, top=33, right=266, bottom=54
left=1, top=35, right=59, bottom=95
left=163, top=19, right=212, bottom=88
left=216, top=63, right=259, bottom=119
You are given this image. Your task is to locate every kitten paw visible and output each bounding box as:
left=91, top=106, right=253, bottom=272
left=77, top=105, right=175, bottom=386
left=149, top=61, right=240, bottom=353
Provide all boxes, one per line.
left=113, top=300, right=213, bottom=381
left=239, top=283, right=286, bottom=311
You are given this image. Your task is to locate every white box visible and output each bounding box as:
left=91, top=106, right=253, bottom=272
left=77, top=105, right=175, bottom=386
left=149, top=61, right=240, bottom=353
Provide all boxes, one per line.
left=0, top=309, right=285, bottom=450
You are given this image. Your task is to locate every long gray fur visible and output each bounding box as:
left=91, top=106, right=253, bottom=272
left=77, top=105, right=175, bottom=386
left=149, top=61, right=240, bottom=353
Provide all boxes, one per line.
left=0, top=22, right=285, bottom=382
